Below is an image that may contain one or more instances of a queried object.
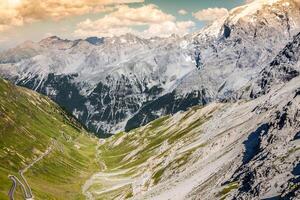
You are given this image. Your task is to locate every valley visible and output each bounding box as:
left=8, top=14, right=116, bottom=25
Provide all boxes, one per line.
left=0, top=0, right=300, bottom=199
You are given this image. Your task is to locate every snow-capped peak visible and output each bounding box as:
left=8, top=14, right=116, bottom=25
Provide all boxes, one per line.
left=194, top=0, right=298, bottom=40
left=229, top=0, right=281, bottom=24
left=194, top=15, right=228, bottom=39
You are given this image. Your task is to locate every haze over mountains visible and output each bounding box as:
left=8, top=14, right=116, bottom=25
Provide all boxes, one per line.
left=1, top=0, right=300, bottom=199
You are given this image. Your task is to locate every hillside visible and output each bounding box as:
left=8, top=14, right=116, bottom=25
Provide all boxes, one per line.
left=84, top=74, right=300, bottom=199
left=0, top=78, right=99, bottom=199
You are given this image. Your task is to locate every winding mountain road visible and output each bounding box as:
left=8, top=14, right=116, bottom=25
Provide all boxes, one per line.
left=8, top=140, right=56, bottom=200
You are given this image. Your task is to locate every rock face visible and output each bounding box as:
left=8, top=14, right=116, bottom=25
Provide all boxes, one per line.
left=240, top=32, right=300, bottom=99
left=230, top=99, right=300, bottom=199
left=185, top=0, right=300, bottom=99
left=1, top=0, right=300, bottom=136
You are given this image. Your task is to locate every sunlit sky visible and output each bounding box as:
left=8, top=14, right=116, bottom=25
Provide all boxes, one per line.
left=0, top=0, right=247, bottom=50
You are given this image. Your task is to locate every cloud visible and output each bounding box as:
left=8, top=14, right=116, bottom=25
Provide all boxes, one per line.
left=144, top=20, right=195, bottom=38
left=109, top=4, right=175, bottom=25
left=294, top=0, right=300, bottom=6
left=193, top=7, right=228, bottom=22
left=0, top=0, right=144, bottom=32
left=178, top=9, right=188, bottom=15
left=74, top=4, right=195, bottom=38
left=74, top=17, right=138, bottom=37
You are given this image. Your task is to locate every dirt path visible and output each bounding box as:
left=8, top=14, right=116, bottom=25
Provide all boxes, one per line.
left=82, top=170, right=133, bottom=200
left=82, top=140, right=135, bottom=200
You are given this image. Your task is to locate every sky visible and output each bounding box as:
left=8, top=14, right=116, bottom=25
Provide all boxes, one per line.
left=0, top=0, right=247, bottom=50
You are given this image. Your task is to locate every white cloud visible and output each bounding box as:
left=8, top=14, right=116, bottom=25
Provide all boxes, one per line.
left=0, top=0, right=144, bottom=32
left=111, top=4, right=175, bottom=23
left=193, top=7, right=228, bottom=22
left=74, top=17, right=138, bottom=37
left=178, top=9, right=188, bottom=15
left=74, top=4, right=195, bottom=38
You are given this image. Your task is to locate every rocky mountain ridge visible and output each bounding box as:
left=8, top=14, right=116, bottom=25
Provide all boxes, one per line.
left=1, top=0, right=300, bottom=136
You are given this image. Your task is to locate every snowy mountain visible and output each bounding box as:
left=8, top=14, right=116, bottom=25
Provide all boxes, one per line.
left=82, top=29, right=300, bottom=197
left=0, top=33, right=195, bottom=136
left=125, top=0, right=300, bottom=130
left=1, top=0, right=300, bottom=136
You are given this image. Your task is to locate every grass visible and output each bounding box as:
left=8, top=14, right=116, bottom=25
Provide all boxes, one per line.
left=0, top=76, right=221, bottom=200
left=0, top=78, right=99, bottom=199
left=151, top=145, right=202, bottom=186
left=168, top=116, right=210, bottom=144
left=149, top=116, right=170, bottom=130
left=217, top=182, right=239, bottom=199
left=152, top=167, right=166, bottom=185
left=98, top=116, right=172, bottom=171
left=98, top=105, right=211, bottom=172
left=95, top=184, right=132, bottom=200
left=173, top=150, right=194, bottom=169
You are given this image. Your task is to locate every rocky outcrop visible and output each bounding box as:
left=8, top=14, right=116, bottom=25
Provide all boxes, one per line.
left=228, top=86, right=300, bottom=200
left=241, top=32, right=300, bottom=99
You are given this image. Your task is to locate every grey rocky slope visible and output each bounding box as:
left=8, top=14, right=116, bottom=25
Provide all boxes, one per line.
left=157, top=73, right=300, bottom=200
left=1, top=0, right=300, bottom=136
left=240, top=31, right=300, bottom=99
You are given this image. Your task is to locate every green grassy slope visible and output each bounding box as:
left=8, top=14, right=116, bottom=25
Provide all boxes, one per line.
left=0, top=78, right=99, bottom=199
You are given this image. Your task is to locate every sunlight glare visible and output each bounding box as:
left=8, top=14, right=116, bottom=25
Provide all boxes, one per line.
left=8, top=0, right=21, bottom=7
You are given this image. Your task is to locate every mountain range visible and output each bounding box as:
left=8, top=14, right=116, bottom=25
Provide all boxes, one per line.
left=2, top=0, right=300, bottom=137
left=1, top=0, right=300, bottom=199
